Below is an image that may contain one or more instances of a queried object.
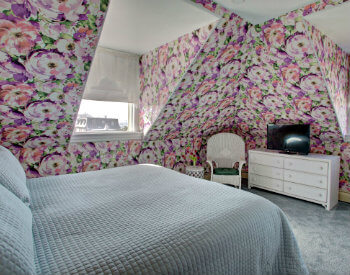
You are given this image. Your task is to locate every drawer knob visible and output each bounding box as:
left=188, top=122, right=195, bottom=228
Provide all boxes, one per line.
left=288, top=174, right=292, bottom=178
left=319, top=180, right=323, bottom=184
left=288, top=162, right=293, bottom=166
left=319, top=193, right=322, bottom=197
left=320, top=166, right=323, bottom=170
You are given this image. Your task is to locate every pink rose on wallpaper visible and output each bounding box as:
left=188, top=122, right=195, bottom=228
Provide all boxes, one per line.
left=248, top=86, right=263, bottom=101
left=1, top=125, right=32, bottom=143
left=311, top=106, right=333, bottom=121
left=220, top=60, right=241, bottom=78
left=20, top=147, right=44, bottom=164
left=24, top=136, right=56, bottom=149
left=285, top=33, right=312, bottom=59
left=0, top=19, right=40, bottom=56
left=281, top=63, right=300, bottom=83
left=263, top=95, right=284, bottom=109
left=165, top=56, right=181, bottom=80
left=55, top=38, right=77, bottom=55
left=38, top=153, right=69, bottom=176
left=82, top=159, right=101, bottom=172
left=263, top=22, right=286, bottom=47
left=158, top=44, right=169, bottom=65
left=25, top=50, right=71, bottom=80
left=199, top=91, right=218, bottom=106
left=179, top=108, right=196, bottom=121
left=310, top=123, right=322, bottom=136
left=262, top=112, right=275, bottom=124
left=300, top=74, right=323, bottom=93
left=218, top=43, right=242, bottom=63
left=31, top=0, right=84, bottom=21
left=196, top=79, right=216, bottom=94
left=0, top=84, right=35, bottom=107
left=128, top=140, right=142, bottom=156
left=163, top=152, right=176, bottom=169
left=294, top=97, right=312, bottom=112
left=139, top=148, right=157, bottom=164
left=24, top=101, right=63, bottom=122
left=310, top=146, right=326, bottom=154
left=247, top=65, right=271, bottom=83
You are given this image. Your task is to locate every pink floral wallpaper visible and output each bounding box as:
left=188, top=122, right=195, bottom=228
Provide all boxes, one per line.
left=140, top=0, right=350, bottom=194
left=0, top=0, right=111, bottom=177
left=307, top=23, right=350, bottom=137
left=139, top=24, right=215, bottom=134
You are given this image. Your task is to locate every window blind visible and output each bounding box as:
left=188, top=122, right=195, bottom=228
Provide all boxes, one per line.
left=83, top=47, right=140, bottom=104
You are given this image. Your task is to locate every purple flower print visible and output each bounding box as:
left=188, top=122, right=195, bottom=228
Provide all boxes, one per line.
left=24, top=100, right=63, bottom=122
left=31, top=0, right=84, bottom=21
left=138, top=148, right=157, bottom=164
left=25, top=50, right=71, bottom=80
left=285, top=33, right=312, bottom=59
left=38, top=153, right=69, bottom=176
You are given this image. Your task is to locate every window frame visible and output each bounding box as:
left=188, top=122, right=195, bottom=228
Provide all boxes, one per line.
left=71, top=103, right=142, bottom=143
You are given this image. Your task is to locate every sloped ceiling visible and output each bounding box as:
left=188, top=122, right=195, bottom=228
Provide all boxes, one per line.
left=305, top=2, right=350, bottom=53
left=99, top=0, right=219, bottom=54
left=144, top=0, right=346, bottom=144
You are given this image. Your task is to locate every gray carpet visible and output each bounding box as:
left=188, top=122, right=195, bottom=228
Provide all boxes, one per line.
left=245, top=185, right=350, bottom=275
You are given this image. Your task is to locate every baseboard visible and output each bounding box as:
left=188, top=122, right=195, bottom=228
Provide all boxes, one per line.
left=339, top=191, right=350, bottom=203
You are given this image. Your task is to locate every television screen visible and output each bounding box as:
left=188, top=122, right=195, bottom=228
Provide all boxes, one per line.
left=267, top=124, right=310, bottom=155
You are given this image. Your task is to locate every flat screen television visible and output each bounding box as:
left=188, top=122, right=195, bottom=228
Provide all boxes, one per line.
left=267, top=124, right=310, bottom=155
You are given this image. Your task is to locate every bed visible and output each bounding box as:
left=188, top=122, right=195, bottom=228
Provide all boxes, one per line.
left=0, top=145, right=308, bottom=275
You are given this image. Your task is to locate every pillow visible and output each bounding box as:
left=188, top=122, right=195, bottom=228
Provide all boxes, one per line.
left=213, top=167, right=239, bottom=175
left=0, top=146, right=30, bottom=205
left=0, top=184, right=35, bottom=275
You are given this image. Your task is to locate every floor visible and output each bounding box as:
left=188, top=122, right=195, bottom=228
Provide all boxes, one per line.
left=242, top=182, right=350, bottom=275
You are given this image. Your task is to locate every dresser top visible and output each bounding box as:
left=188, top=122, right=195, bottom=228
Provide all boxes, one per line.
left=249, top=149, right=340, bottom=161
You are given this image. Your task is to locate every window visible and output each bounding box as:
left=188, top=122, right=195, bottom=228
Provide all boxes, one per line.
left=71, top=47, right=142, bottom=142
left=74, top=100, right=129, bottom=133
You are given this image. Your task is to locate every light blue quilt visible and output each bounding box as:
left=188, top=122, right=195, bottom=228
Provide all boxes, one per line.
left=28, top=164, right=308, bottom=275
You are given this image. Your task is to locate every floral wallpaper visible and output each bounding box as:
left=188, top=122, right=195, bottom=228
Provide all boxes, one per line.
left=0, top=0, right=110, bottom=177
left=140, top=0, right=350, bottom=194
left=306, top=23, right=350, bottom=137
left=138, top=137, right=205, bottom=173
left=139, top=23, right=215, bottom=134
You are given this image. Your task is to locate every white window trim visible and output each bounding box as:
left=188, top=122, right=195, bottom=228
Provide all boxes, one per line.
left=71, top=104, right=142, bottom=143
left=70, top=131, right=143, bottom=143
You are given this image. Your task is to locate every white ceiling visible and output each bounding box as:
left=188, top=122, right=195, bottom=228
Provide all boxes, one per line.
left=98, top=0, right=219, bottom=55
left=305, top=2, right=350, bottom=53
left=214, top=0, right=315, bottom=24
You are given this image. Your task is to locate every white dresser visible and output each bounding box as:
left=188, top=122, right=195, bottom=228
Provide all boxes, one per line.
left=248, top=149, right=340, bottom=210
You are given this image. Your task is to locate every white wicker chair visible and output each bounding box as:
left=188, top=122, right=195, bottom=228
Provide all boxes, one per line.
left=206, top=133, right=246, bottom=189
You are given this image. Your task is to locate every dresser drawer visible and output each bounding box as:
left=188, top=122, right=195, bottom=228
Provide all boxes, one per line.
left=249, top=163, right=283, bottom=180
left=250, top=174, right=283, bottom=192
left=249, top=153, right=283, bottom=168
left=284, top=158, right=328, bottom=175
left=284, top=170, right=327, bottom=189
left=284, top=181, right=327, bottom=203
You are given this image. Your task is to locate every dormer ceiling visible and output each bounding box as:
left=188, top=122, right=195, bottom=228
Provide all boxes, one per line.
left=98, top=0, right=219, bottom=54
left=305, top=1, right=350, bottom=53
left=214, top=0, right=315, bottom=24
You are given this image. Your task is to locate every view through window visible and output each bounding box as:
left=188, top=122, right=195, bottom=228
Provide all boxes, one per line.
left=74, top=100, right=129, bottom=133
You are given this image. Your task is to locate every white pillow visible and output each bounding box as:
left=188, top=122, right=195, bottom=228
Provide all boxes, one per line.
left=0, top=146, right=30, bottom=205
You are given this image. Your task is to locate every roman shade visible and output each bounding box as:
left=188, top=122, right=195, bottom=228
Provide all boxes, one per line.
left=83, top=47, right=140, bottom=104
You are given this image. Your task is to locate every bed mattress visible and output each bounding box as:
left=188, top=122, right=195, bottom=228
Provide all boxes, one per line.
left=28, top=164, right=308, bottom=275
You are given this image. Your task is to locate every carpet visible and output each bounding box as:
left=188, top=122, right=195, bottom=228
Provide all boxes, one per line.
left=246, top=186, right=350, bottom=275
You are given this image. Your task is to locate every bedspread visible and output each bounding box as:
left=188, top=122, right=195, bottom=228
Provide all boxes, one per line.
left=27, top=164, right=308, bottom=275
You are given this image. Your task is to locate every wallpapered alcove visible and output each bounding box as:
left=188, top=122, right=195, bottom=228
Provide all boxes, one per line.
left=0, top=0, right=349, bottom=198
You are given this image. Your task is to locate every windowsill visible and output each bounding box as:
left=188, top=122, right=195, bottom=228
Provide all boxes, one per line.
left=70, top=131, right=143, bottom=143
